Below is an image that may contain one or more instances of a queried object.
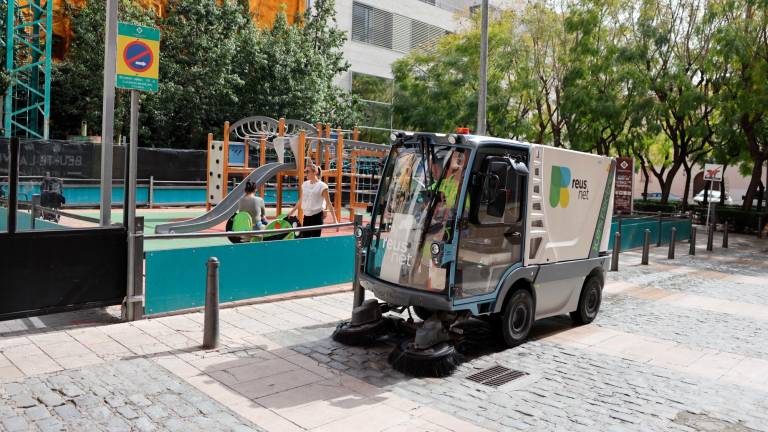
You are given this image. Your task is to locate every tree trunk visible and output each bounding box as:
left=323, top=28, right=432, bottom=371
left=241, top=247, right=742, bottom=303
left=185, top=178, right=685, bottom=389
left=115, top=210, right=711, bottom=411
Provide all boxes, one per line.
left=719, top=165, right=727, bottom=206
left=681, top=159, right=693, bottom=211
left=652, top=160, right=683, bottom=205
left=743, top=156, right=765, bottom=211
left=640, top=160, right=650, bottom=200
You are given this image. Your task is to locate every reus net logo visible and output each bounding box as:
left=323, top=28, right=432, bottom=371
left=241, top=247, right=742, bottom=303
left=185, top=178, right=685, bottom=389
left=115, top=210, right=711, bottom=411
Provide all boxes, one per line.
left=549, top=166, right=571, bottom=208
left=550, top=165, right=590, bottom=208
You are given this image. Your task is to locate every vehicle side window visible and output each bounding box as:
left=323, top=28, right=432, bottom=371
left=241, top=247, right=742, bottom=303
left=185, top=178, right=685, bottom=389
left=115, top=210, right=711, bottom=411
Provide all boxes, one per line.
left=455, top=151, right=525, bottom=299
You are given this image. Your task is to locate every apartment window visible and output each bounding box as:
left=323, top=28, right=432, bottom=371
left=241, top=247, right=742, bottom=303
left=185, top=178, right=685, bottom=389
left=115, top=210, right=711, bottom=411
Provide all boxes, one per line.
left=352, top=2, right=446, bottom=53
left=352, top=3, right=373, bottom=43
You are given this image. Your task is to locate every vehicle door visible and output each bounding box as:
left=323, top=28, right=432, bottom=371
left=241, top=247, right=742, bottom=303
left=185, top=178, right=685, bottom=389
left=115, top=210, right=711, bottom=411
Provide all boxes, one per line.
left=454, top=148, right=526, bottom=299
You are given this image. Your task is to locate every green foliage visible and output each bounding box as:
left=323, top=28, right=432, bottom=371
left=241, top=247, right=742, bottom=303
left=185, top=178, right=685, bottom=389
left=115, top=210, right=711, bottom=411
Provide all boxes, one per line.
left=392, top=0, right=766, bottom=210
left=632, top=200, right=682, bottom=213
left=392, top=10, right=538, bottom=139
left=51, top=0, right=355, bottom=148
left=0, top=1, right=8, bottom=94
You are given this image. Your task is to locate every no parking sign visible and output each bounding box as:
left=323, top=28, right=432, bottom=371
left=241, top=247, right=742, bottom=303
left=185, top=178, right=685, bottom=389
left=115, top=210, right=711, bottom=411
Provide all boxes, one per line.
left=116, top=23, right=160, bottom=92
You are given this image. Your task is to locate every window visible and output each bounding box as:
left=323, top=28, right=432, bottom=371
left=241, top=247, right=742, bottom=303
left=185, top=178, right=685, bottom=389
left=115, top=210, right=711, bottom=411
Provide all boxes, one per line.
left=455, top=150, right=527, bottom=298
left=352, top=3, right=372, bottom=43
left=352, top=2, right=445, bottom=53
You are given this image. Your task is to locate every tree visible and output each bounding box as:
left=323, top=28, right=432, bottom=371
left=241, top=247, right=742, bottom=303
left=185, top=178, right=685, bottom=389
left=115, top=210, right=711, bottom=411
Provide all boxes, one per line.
left=50, top=0, right=154, bottom=140
left=627, top=0, right=721, bottom=205
left=50, top=0, right=356, bottom=148
left=392, top=10, right=539, bottom=139
left=708, top=0, right=768, bottom=210
left=561, top=0, right=644, bottom=156
left=235, top=0, right=357, bottom=126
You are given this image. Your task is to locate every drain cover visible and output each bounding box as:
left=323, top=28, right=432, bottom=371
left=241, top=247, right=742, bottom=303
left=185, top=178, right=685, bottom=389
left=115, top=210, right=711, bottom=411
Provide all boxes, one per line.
left=466, top=365, right=528, bottom=387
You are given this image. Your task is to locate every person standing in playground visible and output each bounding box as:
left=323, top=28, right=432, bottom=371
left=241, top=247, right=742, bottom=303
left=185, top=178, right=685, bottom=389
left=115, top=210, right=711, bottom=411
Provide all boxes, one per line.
left=288, top=164, right=337, bottom=237
left=239, top=181, right=268, bottom=229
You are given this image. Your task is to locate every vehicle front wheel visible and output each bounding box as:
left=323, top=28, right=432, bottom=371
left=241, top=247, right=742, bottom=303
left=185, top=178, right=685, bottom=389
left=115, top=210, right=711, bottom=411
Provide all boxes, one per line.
left=501, top=290, right=534, bottom=348
left=570, top=276, right=602, bottom=325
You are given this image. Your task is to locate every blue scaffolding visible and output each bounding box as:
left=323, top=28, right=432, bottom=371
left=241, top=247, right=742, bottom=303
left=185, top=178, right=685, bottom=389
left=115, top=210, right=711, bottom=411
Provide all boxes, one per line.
left=2, top=0, right=52, bottom=139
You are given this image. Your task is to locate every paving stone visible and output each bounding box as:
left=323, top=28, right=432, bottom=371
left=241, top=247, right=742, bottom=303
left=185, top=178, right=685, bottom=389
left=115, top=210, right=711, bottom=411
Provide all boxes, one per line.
left=1, top=416, right=29, bottom=432
left=128, top=393, right=152, bottom=407
left=53, top=403, right=81, bottom=420
left=133, top=416, right=157, bottom=432
left=12, top=394, right=38, bottom=408
left=105, top=416, right=132, bottom=432
left=36, top=417, right=66, bottom=432
left=38, top=391, right=65, bottom=407
left=73, top=394, right=101, bottom=409
left=60, top=384, right=84, bottom=398
left=105, top=394, right=126, bottom=408
left=117, top=404, right=140, bottom=420
left=25, top=405, right=51, bottom=421
left=143, top=404, right=170, bottom=420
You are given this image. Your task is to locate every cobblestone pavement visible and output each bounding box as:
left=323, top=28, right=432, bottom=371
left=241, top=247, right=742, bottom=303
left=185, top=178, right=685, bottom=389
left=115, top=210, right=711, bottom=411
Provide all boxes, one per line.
left=0, top=358, right=261, bottom=432
left=0, top=231, right=766, bottom=431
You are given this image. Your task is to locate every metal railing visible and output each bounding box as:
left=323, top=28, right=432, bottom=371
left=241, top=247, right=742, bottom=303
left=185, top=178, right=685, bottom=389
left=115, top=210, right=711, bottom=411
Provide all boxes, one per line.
left=144, top=222, right=354, bottom=240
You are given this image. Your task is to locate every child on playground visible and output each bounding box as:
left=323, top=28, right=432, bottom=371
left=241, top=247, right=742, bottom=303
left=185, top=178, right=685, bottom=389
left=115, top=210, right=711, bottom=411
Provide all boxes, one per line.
left=238, top=181, right=268, bottom=229
left=288, top=164, right=337, bottom=237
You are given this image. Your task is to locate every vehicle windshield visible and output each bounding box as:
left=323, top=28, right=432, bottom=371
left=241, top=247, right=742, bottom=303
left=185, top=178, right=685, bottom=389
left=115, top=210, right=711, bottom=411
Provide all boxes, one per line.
left=365, top=140, right=469, bottom=292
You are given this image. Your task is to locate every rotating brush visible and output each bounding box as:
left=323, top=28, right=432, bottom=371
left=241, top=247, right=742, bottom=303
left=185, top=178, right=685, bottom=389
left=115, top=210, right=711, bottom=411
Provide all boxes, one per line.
left=388, top=340, right=464, bottom=378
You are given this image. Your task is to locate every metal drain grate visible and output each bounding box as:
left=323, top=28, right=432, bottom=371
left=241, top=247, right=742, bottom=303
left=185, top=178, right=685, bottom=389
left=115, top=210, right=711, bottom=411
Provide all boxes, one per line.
left=466, top=365, right=528, bottom=388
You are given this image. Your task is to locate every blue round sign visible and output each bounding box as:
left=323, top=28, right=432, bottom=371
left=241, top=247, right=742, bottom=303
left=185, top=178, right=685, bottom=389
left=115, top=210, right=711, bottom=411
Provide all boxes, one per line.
left=123, top=41, right=153, bottom=73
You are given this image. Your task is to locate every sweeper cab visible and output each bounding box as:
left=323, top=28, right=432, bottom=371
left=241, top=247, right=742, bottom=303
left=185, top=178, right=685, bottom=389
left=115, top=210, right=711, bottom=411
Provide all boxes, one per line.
left=333, top=132, right=616, bottom=377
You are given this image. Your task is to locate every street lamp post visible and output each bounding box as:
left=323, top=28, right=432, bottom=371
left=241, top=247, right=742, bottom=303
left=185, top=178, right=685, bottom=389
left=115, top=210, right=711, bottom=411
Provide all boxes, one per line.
left=476, top=0, right=489, bottom=136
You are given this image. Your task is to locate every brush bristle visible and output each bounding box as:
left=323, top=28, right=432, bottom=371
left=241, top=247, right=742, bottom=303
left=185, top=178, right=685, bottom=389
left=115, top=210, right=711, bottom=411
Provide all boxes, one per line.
left=332, top=319, right=389, bottom=346
left=388, top=341, right=464, bottom=378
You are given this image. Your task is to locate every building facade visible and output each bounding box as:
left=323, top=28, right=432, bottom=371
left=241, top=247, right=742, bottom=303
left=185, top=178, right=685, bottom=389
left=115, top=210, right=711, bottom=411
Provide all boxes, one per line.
left=333, top=0, right=474, bottom=90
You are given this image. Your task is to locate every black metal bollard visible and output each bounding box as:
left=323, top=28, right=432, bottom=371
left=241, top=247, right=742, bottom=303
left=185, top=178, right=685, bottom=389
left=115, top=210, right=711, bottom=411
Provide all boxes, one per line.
left=642, top=229, right=651, bottom=265
left=203, top=257, right=220, bottom=349
left=610, top=231, right=621, bottom=272
left=668, top=227, right=676, bottom=259
left=758, top=215, right=764, bottom=239
left=352, top=214, right=365, bottom=308
left=723, top=221, right=729, bottom=248
left=657, top=211, right=663, bottom=247
left=689, top=226, right=697, bottom=256
left=707, top=225, right=714, bottom=252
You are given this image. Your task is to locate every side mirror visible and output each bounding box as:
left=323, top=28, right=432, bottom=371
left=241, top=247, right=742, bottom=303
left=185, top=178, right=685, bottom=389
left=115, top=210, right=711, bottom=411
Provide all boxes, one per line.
left=487, top=190, right=506, bottom=217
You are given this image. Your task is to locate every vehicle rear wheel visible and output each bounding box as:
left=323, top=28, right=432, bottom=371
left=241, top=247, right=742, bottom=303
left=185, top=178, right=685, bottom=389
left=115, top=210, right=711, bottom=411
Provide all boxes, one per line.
left=570, top=276, right=602, bottom=325
left=501, top=290, right=534, bottom=348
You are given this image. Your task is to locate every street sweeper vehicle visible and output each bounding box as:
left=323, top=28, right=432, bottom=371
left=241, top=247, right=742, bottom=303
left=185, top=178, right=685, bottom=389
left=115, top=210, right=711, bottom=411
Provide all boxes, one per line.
left=333, top=131, right=617, bottom=377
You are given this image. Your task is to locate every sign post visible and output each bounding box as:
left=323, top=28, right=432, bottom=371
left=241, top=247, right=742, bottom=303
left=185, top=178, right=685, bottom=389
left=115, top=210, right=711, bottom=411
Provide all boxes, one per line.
left=614, top=157, right=634, bottom=215
left=703, top=163, right=724, bottom=228
left=99, top=0, right=118, bottom=226
left=116, top=22, right=159, bottom=321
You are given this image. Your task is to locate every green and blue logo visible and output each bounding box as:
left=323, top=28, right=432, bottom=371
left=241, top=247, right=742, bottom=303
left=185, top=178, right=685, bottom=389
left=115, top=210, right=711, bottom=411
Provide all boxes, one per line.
left=549, top=165, right=571, bottom=208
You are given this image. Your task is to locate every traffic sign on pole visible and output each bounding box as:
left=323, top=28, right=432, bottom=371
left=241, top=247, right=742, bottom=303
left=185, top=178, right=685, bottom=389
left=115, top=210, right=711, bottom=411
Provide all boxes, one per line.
left=116, top=23, right=160, bottom=92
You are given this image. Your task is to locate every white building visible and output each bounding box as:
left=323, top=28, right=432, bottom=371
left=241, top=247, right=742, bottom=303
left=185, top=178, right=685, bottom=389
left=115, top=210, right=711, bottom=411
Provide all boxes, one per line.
left=333, top=0, right=475, bottom=90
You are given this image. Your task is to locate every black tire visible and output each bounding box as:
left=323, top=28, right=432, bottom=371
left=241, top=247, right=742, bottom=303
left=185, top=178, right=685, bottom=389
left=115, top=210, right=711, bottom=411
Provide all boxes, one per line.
left=500, top=289, right=534, bottom=348
left=226, top=216, right=244, bottom=244
left=570, top=276, right=602, bottom=325
left=412, top=306, right=433, bottom=321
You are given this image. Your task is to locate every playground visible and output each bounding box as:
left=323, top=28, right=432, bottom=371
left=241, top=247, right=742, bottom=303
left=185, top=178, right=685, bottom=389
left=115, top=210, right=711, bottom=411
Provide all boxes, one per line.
left=1, top=115, right=392, bottom=320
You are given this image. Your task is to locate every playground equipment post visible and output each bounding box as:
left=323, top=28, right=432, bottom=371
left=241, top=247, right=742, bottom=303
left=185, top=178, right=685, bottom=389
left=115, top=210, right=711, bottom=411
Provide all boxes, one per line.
left=125, top=90, right=140, bottom=320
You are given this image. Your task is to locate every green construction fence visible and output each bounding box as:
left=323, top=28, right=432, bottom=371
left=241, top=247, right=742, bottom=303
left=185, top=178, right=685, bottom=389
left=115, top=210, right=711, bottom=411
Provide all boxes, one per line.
left=144, top=235, right=355, bottom=315
left=608, top=216, right=692, bottom=251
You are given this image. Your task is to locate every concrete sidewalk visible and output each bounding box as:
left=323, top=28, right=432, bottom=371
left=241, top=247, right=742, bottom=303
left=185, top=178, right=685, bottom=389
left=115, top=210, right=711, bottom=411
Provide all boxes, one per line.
left=1, top=231, right=767, bottom=431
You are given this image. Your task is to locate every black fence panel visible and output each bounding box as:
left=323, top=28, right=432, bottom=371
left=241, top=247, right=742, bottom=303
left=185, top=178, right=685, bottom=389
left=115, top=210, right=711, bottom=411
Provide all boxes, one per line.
left=0, top=139, right=207, bottom=181
left=0, top=227, right=127, bottom=320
